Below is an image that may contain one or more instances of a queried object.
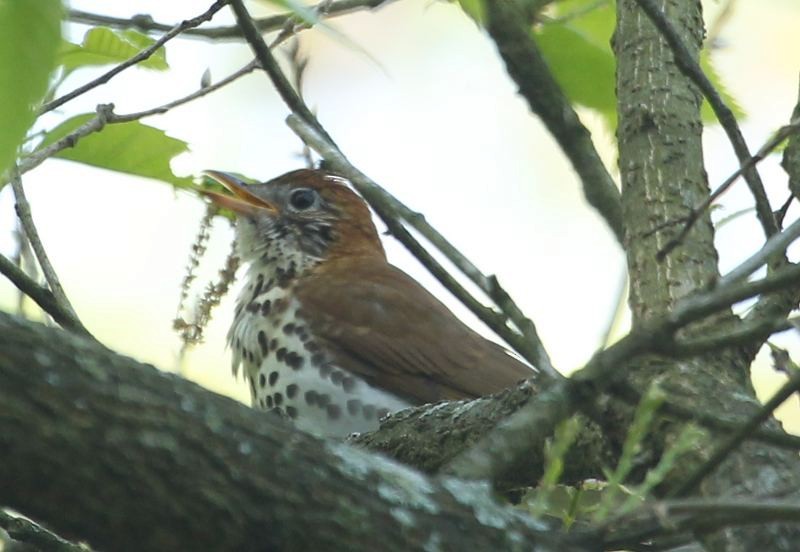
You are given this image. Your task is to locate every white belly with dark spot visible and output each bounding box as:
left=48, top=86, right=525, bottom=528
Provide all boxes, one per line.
left=229, top=270, right=410, bottom=437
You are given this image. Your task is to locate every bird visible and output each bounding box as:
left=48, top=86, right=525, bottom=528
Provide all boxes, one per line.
left=203, top=168, right=534, bottom=437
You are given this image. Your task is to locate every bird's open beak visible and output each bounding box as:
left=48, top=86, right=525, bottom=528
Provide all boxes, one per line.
left=201, top=170, right=278, bottom=217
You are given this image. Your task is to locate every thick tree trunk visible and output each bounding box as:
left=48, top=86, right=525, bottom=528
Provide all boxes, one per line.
left=0, top=312, right=588, bottom=552
left=615, top=1, right=800, bottom=550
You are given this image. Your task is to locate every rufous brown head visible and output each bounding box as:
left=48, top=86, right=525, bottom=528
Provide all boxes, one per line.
left=203, top=169, right=385, bottom=265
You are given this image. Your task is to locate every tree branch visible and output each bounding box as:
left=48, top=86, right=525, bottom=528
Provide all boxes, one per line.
left=668, top=366, right=800, bottom=498
left=0, top=510, right=89, bottom=552
left=484, top=0, right=624, bottom=244
left=0, top=312, right=587, bottom=552
left=67, top=0, right=395, bottom=41
left=602, top=498, right=800, bottom=550
left=7, top=170, right=93, bottom=340
left=286, top=114, right=559, bottom=378
left=43, top=0, right=230, bottom=114
left=444, top=257, right=800, bottom=484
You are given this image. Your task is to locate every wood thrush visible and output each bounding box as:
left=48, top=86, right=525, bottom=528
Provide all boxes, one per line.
left=204, top=169, right=534, bottom=436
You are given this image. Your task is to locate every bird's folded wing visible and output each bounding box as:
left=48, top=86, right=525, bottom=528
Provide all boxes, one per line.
left=296, top=258, right=534, bottom=405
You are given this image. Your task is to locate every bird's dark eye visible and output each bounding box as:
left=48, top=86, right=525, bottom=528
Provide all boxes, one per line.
left=288, top=188, right=317, bottom=211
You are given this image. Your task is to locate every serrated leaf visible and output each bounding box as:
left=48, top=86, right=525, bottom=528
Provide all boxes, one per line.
left=535, top=23, right=617, bottom=125
left=59, top=27, right=168, bottom=76
left=0, top=0, right=62, bottom=177
left=37, top=114, right=192, bottom=188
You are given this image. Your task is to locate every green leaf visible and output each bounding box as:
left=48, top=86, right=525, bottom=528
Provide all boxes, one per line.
left=535, top=23, right=617, bottom=124
left=549, top=0, right=614, bottom=41
left=255, top=0, right=319, bottom=25
left=59, top=27, right=168, bottom=76
left=0, top=0, right=62, bottom=177
left=38, top=114, right=192, bottom=189
left=456, top=0, right=487, bottom=25
left=548, top=0, right=743, bottom=126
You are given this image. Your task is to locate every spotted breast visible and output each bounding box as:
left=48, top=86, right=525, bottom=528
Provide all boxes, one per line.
left=229, top=259, right=410, bottom=438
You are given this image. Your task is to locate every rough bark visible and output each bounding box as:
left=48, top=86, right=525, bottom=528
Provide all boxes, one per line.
left=0, top=312, right=590, bottom=552
left=615, top=1, right=800, bottom=550
left=350, top=383, right=614, bottom=491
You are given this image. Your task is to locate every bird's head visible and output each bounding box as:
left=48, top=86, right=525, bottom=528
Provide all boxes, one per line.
left=203, top=169, right=386, bottom=266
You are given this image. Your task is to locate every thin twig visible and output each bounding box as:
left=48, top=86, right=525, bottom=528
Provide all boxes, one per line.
left=445, top=259, right=800, bottom=483
left=668, top=315, right=799, bottom=357
left=634, top=0, right=779, bottom=239
left=0, top=509, right=90, bottom=552
left=18, top=104, right=114, bottom=176
left=601, top=497, right=800, bottom=549
left=0, top=254, right=91, bottom=338
left=654, top=119, right=800, bottom=259
left=717, top=214, right=800, bottom=287
left=66, top=0, right=394, bottom=41
left=9, top=169, right=91, bottom=340
left=228, top=0, right=335, bottom=146
left=610, top=380, right=800, bottom=451
left=284, top=39, right=315, bottom=167
left=288, top=115, right=559, bottom=379
left=18, top=60, right=257, bottom=179
left=668, top=367, right=800, bottom=498
left=43, top=0, right=230, bottom=114
left=484, top=1, right=624, bottom=244
left=112, top=60, right=259, bottom=123
left=12, top=218, right=38, bottom=314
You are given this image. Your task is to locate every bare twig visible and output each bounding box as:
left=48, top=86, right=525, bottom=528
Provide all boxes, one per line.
left=112, top=60, right=259, bottom=123
left=9, top=169, right=93, bottom=340
left=67, top=0, right=394, bottom=41
left=0, top=254, right=91, bottom=339
left=654, top=119, right=800, bottom=259
left=717, top=213, right=800, bottom=287
left=0, top=510, right=90, bottom=552
left=18, top=104, right=114, bottom=176
left=288, top=115, right=559, bottom=378
left=634, top=0, right=779, bottom=239
left=229, top=0, right=335, bottom=146
left=610, top=380, right=800, bottom=451
left=284, top=40, right=315, bottom=167
left=668, top=315, right=799, bottom=357
left=18, top=60, right=257, bottom=180
left=12, top=218, right=39, bottom=313
left=445, top=259, right=800, bottom=483
left=707, top=0, right=738, bottom=47
left=484, top=1, right=624, bottom=244
left=602, top=497, right=800, bottom=549
left=43, top=0, right=230, bottom=114
left=668, top=366, right=800, bottom=498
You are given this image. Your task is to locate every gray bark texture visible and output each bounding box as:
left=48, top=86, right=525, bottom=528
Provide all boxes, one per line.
left=0, top=312, right=589, bottom=552
left=615, top=1, right=800, bottom=550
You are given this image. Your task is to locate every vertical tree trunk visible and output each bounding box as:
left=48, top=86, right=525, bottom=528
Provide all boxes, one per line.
left=615, top=1, right=800, bottom=550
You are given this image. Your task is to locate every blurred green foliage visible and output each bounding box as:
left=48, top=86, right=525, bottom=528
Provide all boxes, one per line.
left=0, top=0, right=62, bottom=178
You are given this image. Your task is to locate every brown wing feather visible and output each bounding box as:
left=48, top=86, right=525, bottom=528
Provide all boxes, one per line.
left=296, top=256, right=534, bottom=404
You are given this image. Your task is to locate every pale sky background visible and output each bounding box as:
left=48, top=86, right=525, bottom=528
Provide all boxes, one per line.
left=1, top=0, right=799, bottom=429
